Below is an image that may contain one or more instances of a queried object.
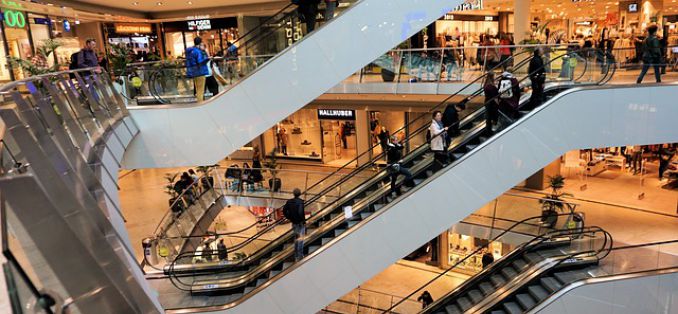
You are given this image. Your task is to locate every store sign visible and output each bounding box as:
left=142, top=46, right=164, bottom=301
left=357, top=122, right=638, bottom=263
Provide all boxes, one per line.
left=1, top=10, right=25, bottom=28
left=115, top=23, right=153, bottom=34
left=317, top=109, right=355, bottom=120
left=34, top=17, right=49, bottom=25
left=187, top=19, right=211, bottom=31
left=63, top=19, right=70, bottom=32
left=443, top=14, right=497, bottom=22
left=628, top=3, right=638, bottom=13
left=452, top=0, right=482, bottom=11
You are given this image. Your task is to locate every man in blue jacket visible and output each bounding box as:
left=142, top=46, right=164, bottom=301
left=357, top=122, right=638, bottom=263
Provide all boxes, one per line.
left=186, top=37, right=209, bottom=101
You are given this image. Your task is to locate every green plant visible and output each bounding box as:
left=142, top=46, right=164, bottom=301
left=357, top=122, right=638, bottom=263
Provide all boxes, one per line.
left=108, top=43, right=133, bottom=77
left=164, top=172, right=180, bottom=198
left=8, top=39, right=61, bottom=76
left=263, top=149, right=279, bottom=170
left=539, top=175, right=573, bottom=212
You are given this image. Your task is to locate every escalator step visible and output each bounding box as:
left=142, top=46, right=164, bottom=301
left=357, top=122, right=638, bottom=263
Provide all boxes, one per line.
left=523, top=252, right=542, bottom=264
left=540, top=277, right=563, bottom=293
left=256, top=279, right=267, bottom=287
left=468, top=289, right=484, bottom=303
left=479, top=282, right=496, bottom=295
left=444, top=304, right=462, bottom=314
left=334, top=229, right=346, bottom=237
left=456, top=296, right=473, bottom=311
left=479, top=136, right=488, bottom=142
left=244, top=286, right=255, bottom=294
left=347, top=221, right=358, bottom=228
left=500, top=266, right=518, bottom=279
left=269, top=270, right=280, bottom=277
left=426, top=170, right=434, bottom=177
left=554, top=270, right=591, bottom=285
left=512, top=259, right=528, bottom=271
left=466, top=144, right=478, bottom=151
left=528, top=285, right=549, bottom=302
left=502, top=301, right=523, bottom=314
left=373, top=204, right=384, bottom=211
left=414, top=179, right=423, bottom=185
left=452, top=153, right=464, bottom=160
left=516, top=293, right=537, bottom=310
left=490, top=310, right=507, bottom=314
left=321, top=238, right=332, bottom=245
left=360, top=212, right=372, bottom=220
left=282, top=262, right=292, bottom=270
left=308, top=245, right=320, bottom=254
left=490, top=274, right=507, bottom=287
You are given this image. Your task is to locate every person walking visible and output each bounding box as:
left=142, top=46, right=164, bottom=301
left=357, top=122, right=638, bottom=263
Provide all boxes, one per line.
left=497, top=70, right=521, bottom=120
left=658, top=144, right=673, bottom=181
left=217, top=239, right=228, bottom=261
left=186, top=37, right=210, bottom=101
left=417, top=291, right=434, bottom=309
left=386, top=136, right=414, bottom=196
left=636, top=24, right=662, bottom=84
left=73, top=38, right=100, bottom=71
left=283, top=188, right=306, bottom=261
left=442, top=100, right=466, bottom=139
left=430, top=111, right=449, bottom=167
left=481, top=248, right=495, bottom=269
left=528, top=48, right=546, bottom=109
left=483, top=72, right=500, bottom=132
left=201, top=42, right=220, bottom=97
left=324, top=0, right=337, bottom=21
left=297, top=0, right=320, bottom=33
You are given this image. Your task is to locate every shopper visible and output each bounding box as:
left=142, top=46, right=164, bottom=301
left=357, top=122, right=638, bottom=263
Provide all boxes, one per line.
left=498, top=33, right=512, bottom=71
left=528, top=48, right=546, bottom=109
left=186, top=37, right=210, bottom=101
left=481, top=249, right=495, bottom=269
left=630, top=145, right=643, bottom=174
left=429, top=111, right=449, bottom=167
left=483, top=72, right=500, bottom=132
left=278, top=128, right=289, bottom=155
left=199, top=42, right=219, bottom=97
left=72, top=38, right=100, bottom=71
left=417, top=291, right=434, bottom=309
left=443, top=45, right=459, bottom=81
left=217, top=239, right=228, bottom=261
left=497, top=70, right=521, bottom=120
left=636, top=24, right=662, bottom=84
left=378, top=126, right=390, bottom=159
left=442, top=100, right=466, bottom=139
left=324, top=0, right=337, bottom=21
left=201, top=241, right=212, bottom=262
left=659, top=144, right=673, bottom=181
left=386, top=136, right=414, bottom=196
left=251, top=147, right=264, bottom=189
left=297, top=0, right=320, bottom=33
left=283, top=188, right=306, bottom=261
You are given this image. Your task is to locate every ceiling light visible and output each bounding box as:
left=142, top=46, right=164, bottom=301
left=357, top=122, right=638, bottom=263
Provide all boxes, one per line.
left=156, top=1, right=163, bottom=5
left=133, top=1, right=139, bottom=5
left=187, top=1, right=193, bottom=3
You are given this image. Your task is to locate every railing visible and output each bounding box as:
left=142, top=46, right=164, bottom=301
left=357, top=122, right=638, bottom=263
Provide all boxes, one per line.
left=149, top=165, right=373, bottom=264
left=0, top=68, right=145, bottom=312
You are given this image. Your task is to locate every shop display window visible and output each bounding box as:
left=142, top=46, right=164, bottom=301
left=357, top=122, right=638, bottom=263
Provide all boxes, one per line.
left=264, top=109, right=322, bottom=160
left=447, top=232, right=507, bottom=274
left=0, top=28, right=11, bottom=82
left=4, top=26, right=32, bottom=79
left=165, top=32, right=185, bottom=59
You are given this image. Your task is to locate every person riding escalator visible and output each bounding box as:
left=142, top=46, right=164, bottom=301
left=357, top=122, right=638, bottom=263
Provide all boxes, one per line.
left=528, top=48, right=546, bottom=109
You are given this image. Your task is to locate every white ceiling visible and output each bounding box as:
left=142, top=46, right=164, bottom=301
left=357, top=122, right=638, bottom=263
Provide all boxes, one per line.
left=66, top=0, right=286, bottom=12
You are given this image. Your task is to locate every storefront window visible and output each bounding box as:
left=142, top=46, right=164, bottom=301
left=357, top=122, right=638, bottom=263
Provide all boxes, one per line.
left=28, top=13, right=54, bottom=67
left=263, top=109, right=323, bottom=161
left=369, top=111, right=406, bottom=157
left=164, top=32, right=185, bottom=59
left=4, top=26, right=32, bottom=79
left=51, top=17, right=80, bottom=68
left=162, top=17, right=237, bottom=59
left=0, top=28, right=11, bottom=82
left=447, top=232, right=509, bottom=274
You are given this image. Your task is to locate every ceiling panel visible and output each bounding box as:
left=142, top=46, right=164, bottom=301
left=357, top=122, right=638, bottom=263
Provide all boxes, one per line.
left=58, top=0, right=286, bottom=13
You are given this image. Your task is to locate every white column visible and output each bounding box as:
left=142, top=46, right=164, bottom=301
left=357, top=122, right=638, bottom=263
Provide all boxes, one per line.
left=355, top=110, right=370, bottom=167
left=514, top=0, right=531, bottom=45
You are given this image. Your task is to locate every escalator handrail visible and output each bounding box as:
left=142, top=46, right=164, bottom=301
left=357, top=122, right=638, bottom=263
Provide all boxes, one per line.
left=385, top=214, right=605, bottom=313
left=163, top=50, right=537, bottom=266
left=165, top=47, right=594, bottom=270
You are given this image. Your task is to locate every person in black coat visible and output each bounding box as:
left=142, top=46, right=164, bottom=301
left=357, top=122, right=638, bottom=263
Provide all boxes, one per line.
left=483, top=72, right=500, bottom=132
left=528, top=48, right=546, bottom=109
left=386, top=136, right=414, bottom=196
left=297, top=0, right=321, bottom=33
left=283, top=188, right=306, bottom=261
left=442, top=100, right=466, bottom=146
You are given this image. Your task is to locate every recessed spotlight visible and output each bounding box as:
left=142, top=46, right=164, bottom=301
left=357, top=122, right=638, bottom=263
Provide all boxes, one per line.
left=156, top=1, right=163, bottom=5
left=187, top=1, right=193, bottom=4
left=133, top=1, right=139, bottom=5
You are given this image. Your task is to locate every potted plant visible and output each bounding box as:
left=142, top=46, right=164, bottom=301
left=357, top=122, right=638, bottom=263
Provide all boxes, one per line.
left=164, top=172, right=183, bottom=214
left=196, top=165, right=217, bottom=191
left=538, top=175, right=573, bottom=228
left=8, top=39, right=61, bottom=78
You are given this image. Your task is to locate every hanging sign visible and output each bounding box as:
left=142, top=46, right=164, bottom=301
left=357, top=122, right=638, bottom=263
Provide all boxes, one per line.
left=452, top=0, right=483, bottom=12
left=317, top=109, right=355, bottom=120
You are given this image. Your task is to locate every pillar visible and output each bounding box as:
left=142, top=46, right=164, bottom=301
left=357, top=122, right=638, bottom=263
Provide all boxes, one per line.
left=355, top=109, right=371, bottom=167
left=525, top=158, right=561, bottom=190
left=514, top=0, right=531, bottom=45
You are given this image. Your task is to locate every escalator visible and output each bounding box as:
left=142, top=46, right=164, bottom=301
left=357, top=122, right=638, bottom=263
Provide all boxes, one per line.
left=421, top=226, right=613, bottom=314
left=147, top=50, right=612, bottom=311
left=122, top=0, right=469, bottom=169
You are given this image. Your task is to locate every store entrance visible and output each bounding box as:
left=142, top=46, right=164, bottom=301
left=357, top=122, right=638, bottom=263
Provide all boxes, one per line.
left=320, top=120, right=357, bottom=167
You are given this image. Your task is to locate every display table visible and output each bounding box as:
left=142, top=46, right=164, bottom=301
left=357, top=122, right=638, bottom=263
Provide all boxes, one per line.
left=605, top=155, right=626, bottom=171
left=586, top=159, right=606, bottom=176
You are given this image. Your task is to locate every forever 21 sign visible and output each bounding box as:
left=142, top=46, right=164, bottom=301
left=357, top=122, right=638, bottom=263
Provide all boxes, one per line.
left=317, top=109, right=355, bottom=120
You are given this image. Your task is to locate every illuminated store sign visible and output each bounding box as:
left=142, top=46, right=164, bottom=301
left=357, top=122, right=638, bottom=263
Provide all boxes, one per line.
left=628, top=3, right=638, bottom=13
left=317, top=109, right=356, bottom=120
left=115, top=23, right=153, bottom=34
left=452, top=0, right=482, bottom=11
left=187, top=19, right=211, bottom=31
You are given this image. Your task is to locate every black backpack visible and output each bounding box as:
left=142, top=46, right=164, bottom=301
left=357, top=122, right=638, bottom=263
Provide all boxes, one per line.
left=69, top=51, right=79, bottom=70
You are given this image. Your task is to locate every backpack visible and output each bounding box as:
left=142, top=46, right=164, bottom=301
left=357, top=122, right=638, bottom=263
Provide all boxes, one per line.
left=498, top=78, right=514, bottom=99
left=69, top=51, right=79, bottom=70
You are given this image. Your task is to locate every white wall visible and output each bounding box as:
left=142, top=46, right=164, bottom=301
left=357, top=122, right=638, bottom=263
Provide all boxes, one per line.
left=537, top=270, right=678, bottom=314
left=122, top=0, right=466, bottom=169
left=198, top=84, right=678, bottom=313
